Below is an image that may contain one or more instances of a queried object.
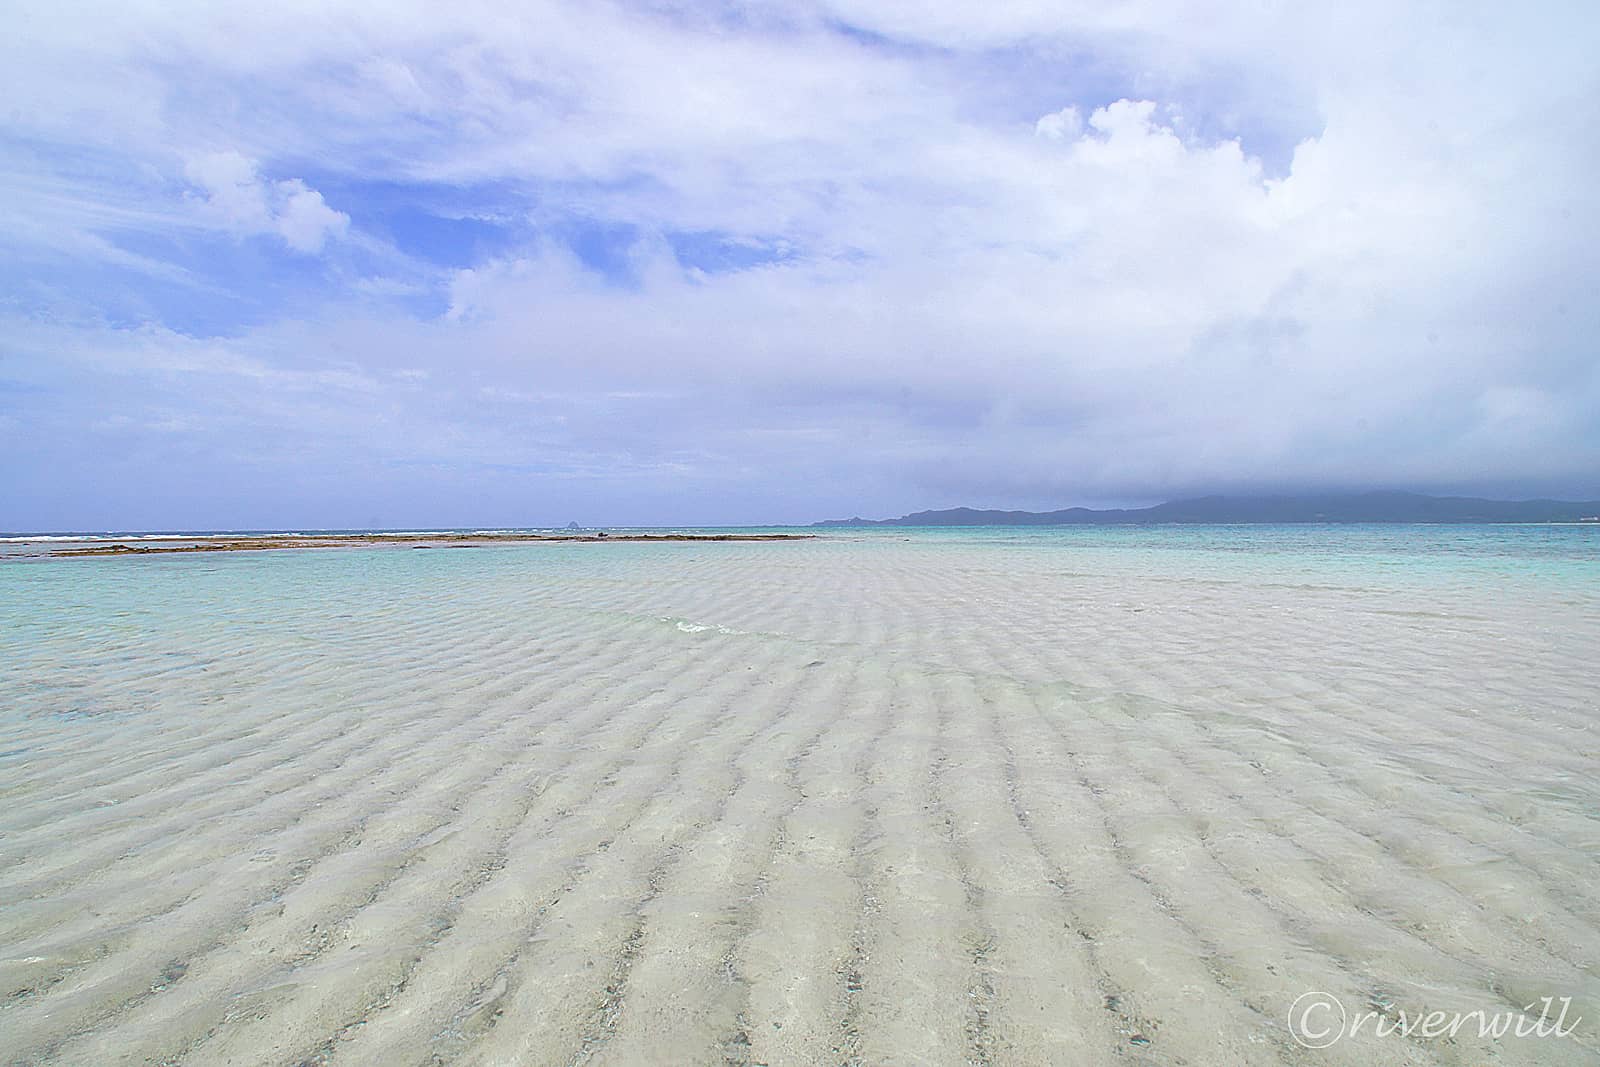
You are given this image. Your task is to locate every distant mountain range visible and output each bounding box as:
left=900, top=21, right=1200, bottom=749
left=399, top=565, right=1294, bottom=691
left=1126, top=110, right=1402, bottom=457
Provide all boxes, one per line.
left=815, top=492, right=1600, bottom=526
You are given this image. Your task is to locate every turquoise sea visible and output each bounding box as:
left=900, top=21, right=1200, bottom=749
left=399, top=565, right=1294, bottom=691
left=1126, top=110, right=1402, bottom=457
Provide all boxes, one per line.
left=3, top=523, right=1596, bottom=720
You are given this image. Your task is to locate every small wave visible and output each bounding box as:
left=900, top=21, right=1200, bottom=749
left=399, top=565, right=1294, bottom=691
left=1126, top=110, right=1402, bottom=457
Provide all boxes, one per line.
left=0, top=536, right=96, bottom=543
left=662, top=616, right=746, bottom=636
left=3, top=532, right=258, bottom=543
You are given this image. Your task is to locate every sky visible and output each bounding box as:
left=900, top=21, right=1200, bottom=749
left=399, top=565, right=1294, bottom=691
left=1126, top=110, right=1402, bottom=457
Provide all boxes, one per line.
left=2, top=1, right=1598, bottom=529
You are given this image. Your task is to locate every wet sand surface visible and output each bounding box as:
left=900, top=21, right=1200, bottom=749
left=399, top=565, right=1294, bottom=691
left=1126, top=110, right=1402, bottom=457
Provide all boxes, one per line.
left=1, top=535, right=1597, bottom=1065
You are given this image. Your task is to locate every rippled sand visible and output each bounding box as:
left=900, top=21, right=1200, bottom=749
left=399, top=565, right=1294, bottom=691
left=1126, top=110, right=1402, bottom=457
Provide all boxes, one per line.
left=2, top=536, right=1598, bottom=1065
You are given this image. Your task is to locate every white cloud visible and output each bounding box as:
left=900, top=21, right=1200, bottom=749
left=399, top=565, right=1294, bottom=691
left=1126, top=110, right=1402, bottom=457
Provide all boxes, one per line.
left=1034, top=106, right=1082, bottom=141
left=1, top=1, right=1597, bottom=524
left=184, top=151, right=348, bottom=253
left=273, top=181, right=348, bottom=253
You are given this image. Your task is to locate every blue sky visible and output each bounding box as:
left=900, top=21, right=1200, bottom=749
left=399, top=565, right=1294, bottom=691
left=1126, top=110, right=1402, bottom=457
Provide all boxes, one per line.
left=2, top=1, right=1598, bottom=529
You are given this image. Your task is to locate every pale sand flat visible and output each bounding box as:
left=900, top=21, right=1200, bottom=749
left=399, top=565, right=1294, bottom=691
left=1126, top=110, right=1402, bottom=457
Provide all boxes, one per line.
left=1, top=538, right=1597, bottom=1065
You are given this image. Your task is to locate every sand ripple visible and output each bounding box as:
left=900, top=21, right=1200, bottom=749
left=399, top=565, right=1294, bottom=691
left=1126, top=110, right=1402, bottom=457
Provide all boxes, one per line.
left=1, top=539, right=1597, bottom=1065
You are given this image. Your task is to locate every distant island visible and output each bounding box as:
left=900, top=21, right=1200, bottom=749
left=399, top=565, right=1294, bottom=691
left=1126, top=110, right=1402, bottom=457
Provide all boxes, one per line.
left=816, top=491, right=1600, bottom=526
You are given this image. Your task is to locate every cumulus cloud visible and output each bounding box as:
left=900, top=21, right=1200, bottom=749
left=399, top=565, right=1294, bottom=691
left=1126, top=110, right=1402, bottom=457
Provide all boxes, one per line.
left=0, top=1, right=1597, bottom=526
left=1034, top=106, right=1083, bottom=141
left=184, top=151, right=348, bottom=253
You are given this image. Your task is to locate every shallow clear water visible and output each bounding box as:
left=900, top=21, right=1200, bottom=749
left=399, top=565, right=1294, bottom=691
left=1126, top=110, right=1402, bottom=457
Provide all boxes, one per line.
left=2, top=528, right=1597, bottom=1065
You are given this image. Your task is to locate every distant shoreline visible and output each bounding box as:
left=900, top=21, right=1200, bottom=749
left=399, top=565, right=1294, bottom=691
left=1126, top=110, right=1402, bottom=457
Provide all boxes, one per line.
left=11, top=532, right=815, bottom=559
left=817, top=492, right=1600, bottom=527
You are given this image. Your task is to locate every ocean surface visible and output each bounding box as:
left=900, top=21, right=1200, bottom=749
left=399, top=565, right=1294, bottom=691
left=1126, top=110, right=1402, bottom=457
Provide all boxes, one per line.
left=2, top=526, right=1597, bottom=1065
